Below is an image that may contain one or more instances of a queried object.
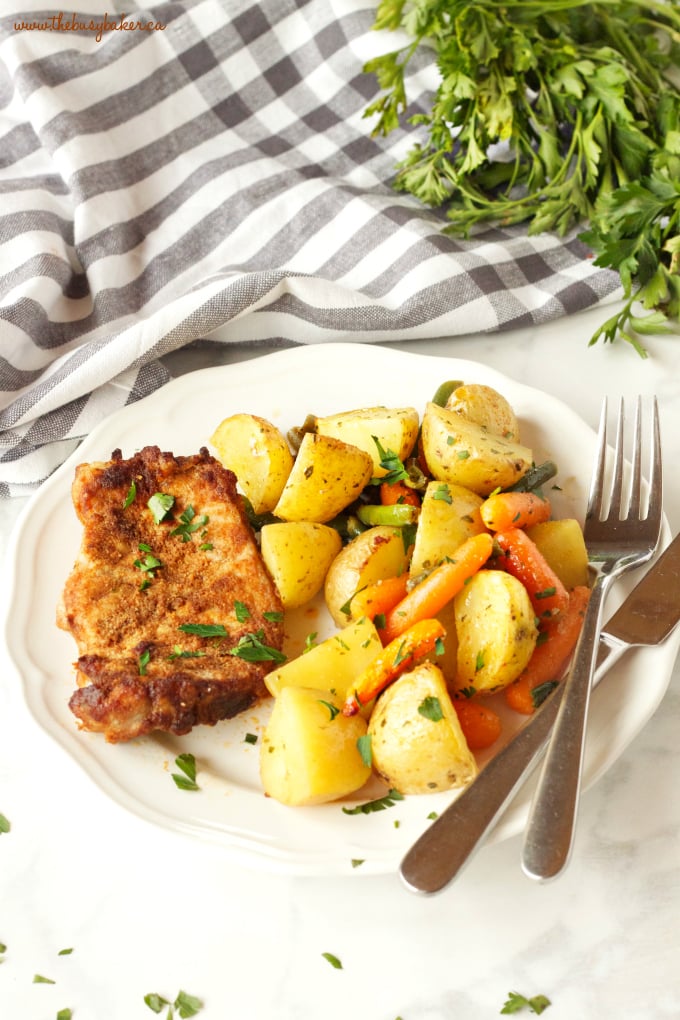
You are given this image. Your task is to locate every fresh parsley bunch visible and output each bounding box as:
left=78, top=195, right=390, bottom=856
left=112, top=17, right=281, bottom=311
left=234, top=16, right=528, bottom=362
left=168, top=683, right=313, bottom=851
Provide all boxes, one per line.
left=363, top=0, right=680, bottom=354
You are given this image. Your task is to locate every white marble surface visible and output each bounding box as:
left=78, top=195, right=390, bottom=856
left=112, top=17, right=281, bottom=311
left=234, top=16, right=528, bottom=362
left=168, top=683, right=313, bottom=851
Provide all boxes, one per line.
left=1, top=302, right=679, bottom=1020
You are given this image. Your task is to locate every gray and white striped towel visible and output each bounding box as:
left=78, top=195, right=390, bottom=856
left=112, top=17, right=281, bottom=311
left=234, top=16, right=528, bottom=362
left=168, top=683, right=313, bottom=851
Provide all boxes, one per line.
left=1, top=0, right=620, bottom=496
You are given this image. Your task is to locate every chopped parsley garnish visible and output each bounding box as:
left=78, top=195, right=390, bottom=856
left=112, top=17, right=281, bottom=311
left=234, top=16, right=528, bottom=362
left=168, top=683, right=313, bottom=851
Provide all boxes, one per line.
left=57, top=948, right=74, bottom=956
left=434, top=636, right=445, bottom=656
left=33, top=974, right=55, bottom=984
left=393, top=641, right=409, bottom=667
left=433, top=484, right=452, bottom=504
left=147, top=492, right=175, bottom=524
left=229, top=630, right=286, bottom=664
left=0, top=813, right=10, bottom=834
left=167, top=646, right=206, bottom=660
left=57, top=1010, right=73, bottom=1020
left=264, top=611, right=284, bottom=622
left=535, top=587, right=557, bottom=600
left=321, top=952, right=343, bottom=970
left=374, top=612, right=386, bottom=630
left=134, top=545, right=163, bottom=579
left=234, top=600, right=251, bottom=622
left=178, top=623, right=228, bottom=639
left=302, top=631, right=318, bottom=653
left=138, top=649, right=151, bottom=675
left=342, top=788, right=404, bottom=814
left=371, top=436, right=409, bottom=484
left=460, top=685, right=477, bottom=699
left=171, top=505, right=209, bottom=543
left=244, top=733, right=258, bottom=745
left=531, top=681, right=559, bottom=709
left=319, top=700, right=340, bottom=721
left=474, top=650, right=485, bottom=672
left=145, top=990, right=203, bottom=1018
left=351, top=859, right=365, bottom=868
left=171, top=753, right=199, bottom=791
left=123, top=481, right=137, bottom=508
left=457, top=449, right=470, bottom=460
left=356, top=733, right=372, bottom=767
left=501, top=991, right=551, bottom=1015
left=418, top=696, right=444, bottom=722
left=427, top=811, right=438, bottom=820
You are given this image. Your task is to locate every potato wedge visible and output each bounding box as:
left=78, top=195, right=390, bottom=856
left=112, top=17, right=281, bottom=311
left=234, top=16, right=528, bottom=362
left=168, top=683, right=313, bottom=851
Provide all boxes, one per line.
left=410, top=480, right=486, bottom=577
left=453, top=569, right=538, bottom=695
left=324, top=525, right=411, bottom=628
left=446, top=383, right=521, bottom=441
left=264, top=616, right=382, bottom=701
left=421, top=401, right=533, bottom=496
left=260, top=686, right=371, bottom=806
left=368, top=662, right=478, bottom=794
left=260, top=522, right=342, bottom=609
left=273, top=432, right=373, bottom=523
left=210, top=413, right=293, bottom=514
left=315, top=406, right=419, bottom=477
left=526, top=518, right=589, bottom=590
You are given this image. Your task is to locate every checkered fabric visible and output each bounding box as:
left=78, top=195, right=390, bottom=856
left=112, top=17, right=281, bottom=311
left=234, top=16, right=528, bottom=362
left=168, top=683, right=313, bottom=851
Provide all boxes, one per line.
left=0, top=0, right=620, bottom=495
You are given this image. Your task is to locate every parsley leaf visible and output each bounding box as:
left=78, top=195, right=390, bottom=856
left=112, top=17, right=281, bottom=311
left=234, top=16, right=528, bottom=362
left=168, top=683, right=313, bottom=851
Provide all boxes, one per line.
left=147, top=492, right=175, bottom=524
left=356, top=733, right=372, bottom=767
left=371, top=435, right=409, bottom=484
left=229, top=630, right=286, bottom=664
left=0, top=813, right=10, bottom=834
left=171, top=753, right=199, bottom=791
left=178, top=623, right=228, bottom=639
left=123, top=481, right=137, bottom=508
left=418, top=696, right=444, bottom=722
left=342, top=788, right=404, bottom=814
left=322, top=952, right=343, bottom=970
left=501, top=991, right=551, bottom=1015
left=171, top=505, right=209, bottom=543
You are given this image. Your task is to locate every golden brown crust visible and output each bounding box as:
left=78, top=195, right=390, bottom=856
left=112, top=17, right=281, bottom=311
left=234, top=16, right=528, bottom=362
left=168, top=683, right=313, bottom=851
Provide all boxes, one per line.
left=59, top=445, right=284, bottom=742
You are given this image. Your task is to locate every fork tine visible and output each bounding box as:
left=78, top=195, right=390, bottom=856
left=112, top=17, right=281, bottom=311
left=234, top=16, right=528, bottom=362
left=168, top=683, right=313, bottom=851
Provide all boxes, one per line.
left=648, top=397, right=663, bottom=527
left=626, top=397, right=643, bottom=520
left=608, top=397, right=626, bottom=520
left=587, top=397, right=608, bottom=522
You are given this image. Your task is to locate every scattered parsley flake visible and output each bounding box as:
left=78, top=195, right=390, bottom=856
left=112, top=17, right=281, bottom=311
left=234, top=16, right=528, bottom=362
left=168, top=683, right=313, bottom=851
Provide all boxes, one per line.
left=475, top=650, right=485, bottom=672
left=171, top=505, right=209, bottom=543
left=374, top=612, right=386, bottom=630
left=322, top=952, right=343, bottom=970
left=434, top=636, right=445, bottom=656
left=33, top=974, right=56, bottom=984
left=244, top=733, right=258, bottom=745
left=57, top=1010, right=73, bottom=1020
left=318, top=699, right=340, bottom=721
left=57, top=948, right=74, bottom=956
left=229, top=630, right=286, bottom=664
left=123, top=481, right=137, bottom=508
left=234, top=600, right=251, bottom=622
left=168, top=646, right=206, bottom=660
left=264, top=611, right=284, bottom=622
left=535, top=587, right=557, bottom=600
left=427, top=811, right=438, bottom=820
left=178, top=623, right=228, bottom=639
left=175, top=990, right=204, bottom=1018
left=351, top=858, right=365, bottom=868
left=0, top=813, right=10, bottom=834
left=356, top=733, right=372, bottom=767
left=148, top=492, right=175, bottom=524
left=457, top=449, right=470, bottom=460
left=531, top=681, right=559, bottom=709
left=371, top=436, right=409, bottom=484
left=433, top=484, right=452, bottom=503
left=138, top=649, right=151, bottom=676
left=302, top=631, right=318, bottom=653
left=501, top=991, right=551, bottom=1015
left=418, top=696, right=444, bottom=722
left=342, top=789, right=404, bottom=814
left=171, top=753, right=199, bottom=791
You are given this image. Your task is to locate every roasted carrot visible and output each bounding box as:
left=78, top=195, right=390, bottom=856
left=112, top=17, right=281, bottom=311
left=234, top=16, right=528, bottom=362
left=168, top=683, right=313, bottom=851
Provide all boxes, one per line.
left=380, top=532, right=494, bottom=644
left=342, top=618, right=446, bottom=716
left=349, top=573, right=410, bottom=622
left=480, top=491, right=552, bottom=532
left=380, top=480, right=421, bottom=508
left=494, top=527, right=569, bottom=618
left=505, top=585, right=591, bottom=714
left=453, top=699, right=502, bottom=750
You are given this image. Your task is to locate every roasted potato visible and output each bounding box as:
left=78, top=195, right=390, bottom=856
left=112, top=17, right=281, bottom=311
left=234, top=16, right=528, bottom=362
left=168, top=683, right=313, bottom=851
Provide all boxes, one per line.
left=446, top=383, right=521, bottom=441
left=409, top=480, right=486, bottom=577
left=324, top=525, right=411, bottom=628
left=526, top=518, right=590, bottom=590
left=314, top=406, right=419, bottom=477
left=209, top=413, right=293, bottom=514
left=260, top=686, right=371, bottom=806
left=368, top=662, right=478, bottom=794
left=264, top=615, right=382, bottom=703
left=260, top=522, right=342, bottom=609
left=273, top=432, right=373, bottom=523
left=452, top=569, right=538, bottom=695
left=421, top=401, right=533, bottom=496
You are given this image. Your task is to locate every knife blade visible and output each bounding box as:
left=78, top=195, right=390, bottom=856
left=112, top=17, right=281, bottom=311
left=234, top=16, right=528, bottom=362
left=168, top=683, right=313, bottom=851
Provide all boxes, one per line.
left=399, top=531, right=680, bottom=895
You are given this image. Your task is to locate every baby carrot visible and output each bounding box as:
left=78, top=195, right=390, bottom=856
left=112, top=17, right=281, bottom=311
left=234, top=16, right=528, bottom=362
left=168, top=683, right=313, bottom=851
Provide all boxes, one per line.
left=380, top=480, right=421, bottom=508
left=505, top=585, right=591, bottom=714
left=453, top=699, right=502, bottom=750
left=349, top=573, right=410, bottom=622
left=480, top=491, right=552, bottom=532
left=342, top=618, right=446, bottom=716
left=380, top=532, right=494, bottom=644
left=494, top=527, right=569, bottom=618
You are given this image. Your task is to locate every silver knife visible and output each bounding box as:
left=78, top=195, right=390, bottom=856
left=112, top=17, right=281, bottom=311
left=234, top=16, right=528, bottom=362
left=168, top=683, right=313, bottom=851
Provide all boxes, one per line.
left=400, top=532, right=680, bottom=895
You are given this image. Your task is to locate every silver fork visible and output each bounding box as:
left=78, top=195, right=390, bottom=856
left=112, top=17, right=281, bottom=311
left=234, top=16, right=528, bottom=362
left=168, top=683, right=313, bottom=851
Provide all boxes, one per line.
left=521, top=396, right=662, bottom=881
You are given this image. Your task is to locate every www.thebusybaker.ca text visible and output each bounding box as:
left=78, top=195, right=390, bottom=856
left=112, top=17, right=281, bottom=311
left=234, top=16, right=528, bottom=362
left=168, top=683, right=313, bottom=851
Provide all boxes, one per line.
left=14, top=12, right=166, bottom=43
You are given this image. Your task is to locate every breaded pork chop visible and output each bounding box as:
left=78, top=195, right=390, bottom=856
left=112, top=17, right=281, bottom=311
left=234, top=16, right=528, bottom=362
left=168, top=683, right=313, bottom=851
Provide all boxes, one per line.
left=58, top=445, right=284, bottom=743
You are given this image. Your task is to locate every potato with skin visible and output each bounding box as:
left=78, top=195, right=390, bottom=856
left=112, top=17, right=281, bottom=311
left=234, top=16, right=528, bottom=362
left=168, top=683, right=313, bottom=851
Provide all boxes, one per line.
left=446, top=383, right=521, bottom=441
left=324, top=525, right=411, bottom=628
left=209, top=413, right=293, bottom=514
left=368, top=662, right=478, bottom=794
left=314, top=406, right=420, bottom=477
left=260, top=522, right=342, bottom=609
left=409, top=480, right=487, bottom=577
left=260, top=686, right=371, bottom=806
left=452, top=569, right=538, bottom=696
left=526, top=518, right=590, bottom=590
left=264, top=616, right=382, bottom=702
left=421, top=401, right=533, bottom=496
left=273, top=432, right=373, bottom=523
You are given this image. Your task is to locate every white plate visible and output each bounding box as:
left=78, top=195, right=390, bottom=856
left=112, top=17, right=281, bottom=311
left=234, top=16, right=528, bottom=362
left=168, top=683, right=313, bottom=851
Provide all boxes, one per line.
left=2, top=344, right=677, bottom=875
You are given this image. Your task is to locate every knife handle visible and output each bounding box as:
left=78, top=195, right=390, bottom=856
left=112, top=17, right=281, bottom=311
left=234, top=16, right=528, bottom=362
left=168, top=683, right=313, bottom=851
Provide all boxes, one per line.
left=399, top=637, right=627, bottom=895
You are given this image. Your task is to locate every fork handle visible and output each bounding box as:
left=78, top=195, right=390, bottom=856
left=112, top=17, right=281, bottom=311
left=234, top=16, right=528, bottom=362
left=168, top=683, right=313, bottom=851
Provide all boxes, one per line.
left=521, top=570, right=613, bottom=881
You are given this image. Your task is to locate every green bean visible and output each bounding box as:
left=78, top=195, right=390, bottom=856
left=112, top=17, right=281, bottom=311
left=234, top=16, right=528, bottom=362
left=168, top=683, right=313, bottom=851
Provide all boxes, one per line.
left=431, top=379, right=463, bottom=407
left=356, top=503, right=420, bottom=527
left=506, top=460, right=558, bottom=493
